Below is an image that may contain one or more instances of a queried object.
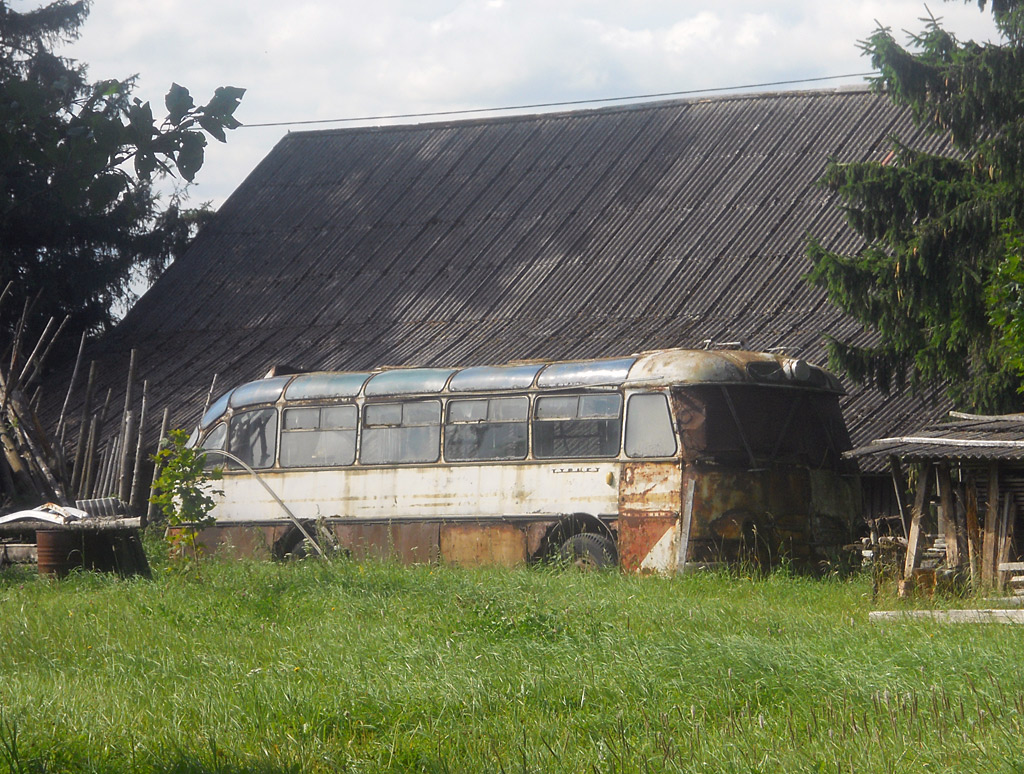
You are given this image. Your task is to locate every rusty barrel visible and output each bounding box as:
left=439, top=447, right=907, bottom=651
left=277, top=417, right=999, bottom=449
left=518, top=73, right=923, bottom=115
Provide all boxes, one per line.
left=36, top=530, right=119, bottom=577
left=36, top=530, right=85, bottom=577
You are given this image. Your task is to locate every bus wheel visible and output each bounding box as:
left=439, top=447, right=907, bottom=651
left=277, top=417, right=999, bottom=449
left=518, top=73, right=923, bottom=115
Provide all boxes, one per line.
left=276, top=527, right=316, bottom=561
left=559, top=533, right=617, bottom=570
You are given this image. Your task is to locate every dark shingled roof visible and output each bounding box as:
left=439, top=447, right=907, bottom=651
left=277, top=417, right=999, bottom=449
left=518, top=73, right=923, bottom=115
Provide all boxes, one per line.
left=70, top=87, right=950, bottom=452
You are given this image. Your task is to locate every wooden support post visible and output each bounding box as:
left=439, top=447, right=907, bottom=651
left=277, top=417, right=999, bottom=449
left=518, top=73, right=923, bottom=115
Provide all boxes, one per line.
left=146, top=407, right=171, bottom=526
left=87, top=388, right=114, bottom=497
left=55, top=330, right=86, bottom=439
left=901, top=463, right=933, bottom=597
left=964, top=473, right=982, bottom=588
left=80, top=415, right=98, bottom=501
left=71, top=361, right=98, bottom=497
left=95, top=439, right=111, bottom=498
left=888, top=455, right=911, bottom=540
left=106, top=439, right=121, bottom=497
left=937, top=464, right=960, bottom=569
left=122, top=349, right=137, bottom=423
left=982, top=462, right=1000, bottom=588
left=129, top=381, right=149, bottom=514
left=87, top=445, right=105, bottom=499
left=114, top=349, right=138, bottom=502
left=117, top=410, right=136, bottom=504
left=202, top=373, right=219, bottom=418
left=997, top=497, right=1015, bottom=592
left=11, top=316, right=55, bottom=396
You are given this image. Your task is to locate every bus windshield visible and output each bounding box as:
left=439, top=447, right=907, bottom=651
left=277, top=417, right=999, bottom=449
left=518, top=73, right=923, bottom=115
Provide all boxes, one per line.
left=675, top=385, right=851, bottom=469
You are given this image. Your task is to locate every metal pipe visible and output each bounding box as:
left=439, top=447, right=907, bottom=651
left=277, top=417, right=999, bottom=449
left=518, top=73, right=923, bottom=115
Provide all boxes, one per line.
left=199, top=449, right=325, bottom=557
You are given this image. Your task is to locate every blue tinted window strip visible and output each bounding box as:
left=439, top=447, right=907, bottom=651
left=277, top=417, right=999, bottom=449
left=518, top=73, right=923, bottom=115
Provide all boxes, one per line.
left=285, top=372, right=371, bottom=400
left=201, top=390, right=233, bottom=428
left=228, top=376, right=291, bottom=409
left=449, top=364, right=542, bottom=392
left=365, top=368, right=455, bottom=396
left=536, top=358, right=636, bottom=388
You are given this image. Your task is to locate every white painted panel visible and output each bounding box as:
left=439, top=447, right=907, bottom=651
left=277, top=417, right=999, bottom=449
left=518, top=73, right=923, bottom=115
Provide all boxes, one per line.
left=212, top=462, right=621, bottom=522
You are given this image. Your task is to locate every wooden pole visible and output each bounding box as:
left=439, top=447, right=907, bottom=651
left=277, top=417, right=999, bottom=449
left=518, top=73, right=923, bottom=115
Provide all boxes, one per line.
left=982, top=462, right=1000, bottom=588
left=937, top=464, right=960, bottom=569
left=888, top=456, right=911, bottom=540
left=102, top=433, right=121, bottom=498
left=71, top=361, right=98, bottom=496
left=901, top=463, right=933, bottom=597
left=24, top=314, right=68, bottom=385
left=146, top=407, right=171, bottom=526
left=202, top=373, right=219, bottom=419
left=964, top=473, right=982, bottom=589
left=113, top=349, right=138, bottom=501
left=0, top=416, right=33, bottom=498
left=56, top=330, right=87, bottom=439
left=80, top=415, right=98, bottom=501
left=122, top=349, right=138, bottom=424
left=129, top=380, right=149, bottom=514
left=0, top=443, right=16, bottom=501
left=997, top=496, right=1015, bottom=592
left=92, top=387, right=114, bottom=492
left=0, top=366, right=64, bottom=502
left=10, top=316, right=55, bottom=399
left=117, top=409, right=136, bottom=504
left=92, top=444, right=108, bottom=499
left=94, top=445, right=111, bottom=499
left=7, top=298, right=29, bottom=375
left=102, top=438, right=119, bottom=498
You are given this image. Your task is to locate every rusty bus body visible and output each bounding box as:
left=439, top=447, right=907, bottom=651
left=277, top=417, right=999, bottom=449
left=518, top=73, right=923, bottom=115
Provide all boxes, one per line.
left=189, top=348, right=860, bottom=572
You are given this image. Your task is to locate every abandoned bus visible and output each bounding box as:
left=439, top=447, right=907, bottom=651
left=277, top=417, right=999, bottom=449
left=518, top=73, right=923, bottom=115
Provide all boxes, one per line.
left=189, top=348, right=860, bottom=572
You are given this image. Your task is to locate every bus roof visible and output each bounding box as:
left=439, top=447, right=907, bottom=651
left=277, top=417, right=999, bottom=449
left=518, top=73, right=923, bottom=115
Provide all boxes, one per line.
left=200, top=348, right=842, bottom=428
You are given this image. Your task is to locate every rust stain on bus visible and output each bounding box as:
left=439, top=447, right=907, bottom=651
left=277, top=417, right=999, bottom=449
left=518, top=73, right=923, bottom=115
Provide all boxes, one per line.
left=618, top=461, right=683, bottom=571
left=618, top=514, right=677, bottom=572
left=332, top=522, right=441, bottom=563
left=176, top=524, right=282, bottom=559
left=440, top=523, right=526, bottom=566
left=682, top=467, right=855, bottom=567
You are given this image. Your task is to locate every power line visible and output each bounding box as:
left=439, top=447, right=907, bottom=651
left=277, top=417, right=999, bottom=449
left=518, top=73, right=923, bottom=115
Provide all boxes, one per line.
left=242, top=72, right=876, bottom=129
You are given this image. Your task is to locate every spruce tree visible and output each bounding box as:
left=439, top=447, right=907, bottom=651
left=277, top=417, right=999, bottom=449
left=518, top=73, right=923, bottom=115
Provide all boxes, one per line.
left=0, top=0, right=244, bottom=347
left=807, top=0, right=1024, bottom=413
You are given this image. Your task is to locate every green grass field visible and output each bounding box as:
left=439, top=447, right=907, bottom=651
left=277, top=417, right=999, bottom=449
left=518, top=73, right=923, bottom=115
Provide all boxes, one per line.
left=1, top=551, right=1022, bottom=773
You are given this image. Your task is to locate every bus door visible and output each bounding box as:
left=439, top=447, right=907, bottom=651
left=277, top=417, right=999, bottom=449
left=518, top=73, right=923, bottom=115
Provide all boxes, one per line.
left=616, top=392, right=685, bottom=573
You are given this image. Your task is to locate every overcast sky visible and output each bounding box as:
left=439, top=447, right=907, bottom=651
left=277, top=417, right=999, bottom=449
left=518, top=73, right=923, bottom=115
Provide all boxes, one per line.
left=49, top=1, right=1002, bottom=208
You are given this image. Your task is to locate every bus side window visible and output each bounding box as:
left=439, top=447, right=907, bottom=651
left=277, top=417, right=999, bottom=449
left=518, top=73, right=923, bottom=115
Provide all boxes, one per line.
left=200, top=423, right=227, bottom=469
left=533, top=394, right=622, bottom=459
left=280, top=405, right=357, bottom=467
left=361, top=400, right=441, bottom=464
left=229, top=407, right=278, bottom=469
left=625, top=393, right=677, bottom=458
left=445, top=397, right=528, bottom=461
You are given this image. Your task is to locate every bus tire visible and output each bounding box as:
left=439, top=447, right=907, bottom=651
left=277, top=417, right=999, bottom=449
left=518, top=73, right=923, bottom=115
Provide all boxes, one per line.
left=276, top=527, right=315, bottom=561
left=559, top=533, right=617, bottom=570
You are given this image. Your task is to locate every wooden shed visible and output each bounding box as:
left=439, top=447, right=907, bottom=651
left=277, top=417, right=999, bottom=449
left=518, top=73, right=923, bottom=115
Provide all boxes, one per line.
left=849, top=414, right=1024, bottom=595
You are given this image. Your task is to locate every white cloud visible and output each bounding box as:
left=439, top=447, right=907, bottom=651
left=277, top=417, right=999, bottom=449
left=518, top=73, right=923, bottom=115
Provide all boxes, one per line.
left=733, top=13, right=781, bottom=50
left=664, top=12, right=723, bottom=54
left=52, top=0, right=1001, bottom=207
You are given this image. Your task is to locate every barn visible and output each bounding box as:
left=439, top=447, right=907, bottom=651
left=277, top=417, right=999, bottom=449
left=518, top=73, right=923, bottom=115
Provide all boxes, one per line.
left=53, top=86, right=951, bottom=521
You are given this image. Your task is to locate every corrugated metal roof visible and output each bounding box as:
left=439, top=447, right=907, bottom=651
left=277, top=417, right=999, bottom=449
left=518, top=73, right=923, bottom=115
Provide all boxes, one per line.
left=848, top=416, right=1024, bottom=462
left=58, top=87, right=956, bottom=458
